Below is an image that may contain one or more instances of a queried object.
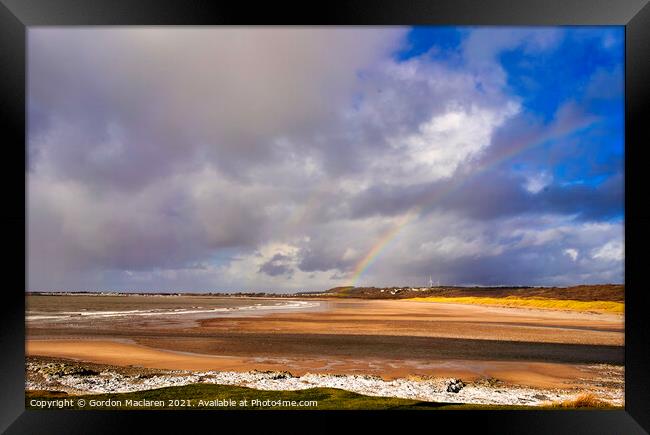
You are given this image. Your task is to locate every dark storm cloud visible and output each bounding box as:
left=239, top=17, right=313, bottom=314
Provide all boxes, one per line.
left=441, top=170, right=623, bottom=222
left=298, top=248, right=353, bottom=274
left=28, top=28, right=407, bottom=189
left=27, top=28, right=406, bottom=290
left=258, top=254, right=294, bottom=277
left=346, top=168, right=622, bottom=223
left=405, top=248, right=622, bottom=287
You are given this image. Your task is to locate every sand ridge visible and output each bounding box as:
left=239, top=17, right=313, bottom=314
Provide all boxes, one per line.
left=196, top=299, right=623, bottom=345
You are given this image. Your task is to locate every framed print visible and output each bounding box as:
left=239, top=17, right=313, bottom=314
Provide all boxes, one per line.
left=1, top=0, right=649, bottom=433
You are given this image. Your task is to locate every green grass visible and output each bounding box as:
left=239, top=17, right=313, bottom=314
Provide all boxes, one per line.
left=26, top=384, right=452, bottom=410
left=25, top=384, right=622, bottom=410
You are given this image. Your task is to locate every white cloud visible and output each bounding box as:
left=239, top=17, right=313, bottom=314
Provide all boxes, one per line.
left=524, top=171, right=553, bottom=194
left=564, top=248, right=579, bottom=261
left=592, top=240, right=624, bottom=262
left=391, top=102, right=520, bottom=184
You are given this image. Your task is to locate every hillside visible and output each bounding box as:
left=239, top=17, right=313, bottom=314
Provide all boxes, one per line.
left=322, top=284, right=624, bottom=302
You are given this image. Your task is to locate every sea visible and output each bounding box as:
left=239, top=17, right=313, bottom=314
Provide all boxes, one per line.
left=26, top=294, right=322, bottom=326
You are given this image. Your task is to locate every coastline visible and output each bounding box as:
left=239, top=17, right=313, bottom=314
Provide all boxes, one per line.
left=27, top=338, right=616, bottom=388
left=25, top=356, right=624, bottom=407
left=26, top=294, right=625, bottom=407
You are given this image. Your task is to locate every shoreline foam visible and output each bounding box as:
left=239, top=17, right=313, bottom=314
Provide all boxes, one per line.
left=27, top=300, right=320, bottom=322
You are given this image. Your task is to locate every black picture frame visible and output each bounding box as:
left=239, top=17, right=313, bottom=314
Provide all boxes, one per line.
left=2, top=0, right=648, bottom=433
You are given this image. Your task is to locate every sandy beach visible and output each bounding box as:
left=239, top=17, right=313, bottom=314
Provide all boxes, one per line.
left=26, top=295, right=623, bottom=398
left=26, top=338, right=616, bottom=389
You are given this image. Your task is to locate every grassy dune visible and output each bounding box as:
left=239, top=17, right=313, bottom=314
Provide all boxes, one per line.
left=544, top=392, right=614, bottom=408
left=407, top=296, right=624, bottom=313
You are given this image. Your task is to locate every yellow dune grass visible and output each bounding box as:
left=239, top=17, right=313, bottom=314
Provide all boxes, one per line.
left=407, top=296, right=624, bottom=313
left=544, top=392, right=615, bottom=408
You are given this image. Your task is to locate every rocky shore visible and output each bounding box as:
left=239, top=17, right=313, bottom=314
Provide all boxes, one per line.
left=26, top=357, right=623, bottom=407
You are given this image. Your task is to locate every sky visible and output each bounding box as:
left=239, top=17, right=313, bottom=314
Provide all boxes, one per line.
left=27, top=26, right=624, bottom=292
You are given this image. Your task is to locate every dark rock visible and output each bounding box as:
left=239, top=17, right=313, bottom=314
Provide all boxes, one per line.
left=76, top=368, right=100, bottom=376
left=474, top=376, right=502, bottom=387
left=446, top=379, right=465, bottom=393
left=40, top=364, right=99, bottom=377
left=136, top=373, right=157, bottom=379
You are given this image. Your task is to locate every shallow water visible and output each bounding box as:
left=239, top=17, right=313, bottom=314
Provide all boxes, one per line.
left=26, top=294, right=323, bottom=325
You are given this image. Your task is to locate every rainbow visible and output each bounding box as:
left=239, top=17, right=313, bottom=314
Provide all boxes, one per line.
left=347, top=208, right=421, bottom=286
left=346, top=120, right=594, bottom=287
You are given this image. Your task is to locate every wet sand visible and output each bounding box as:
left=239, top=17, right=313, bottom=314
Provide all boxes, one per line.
left=26, top=339, right=605, bottom=389
left=26, top=297, right=624, bottom=390
left=197, top=299, right=624, bottom=345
